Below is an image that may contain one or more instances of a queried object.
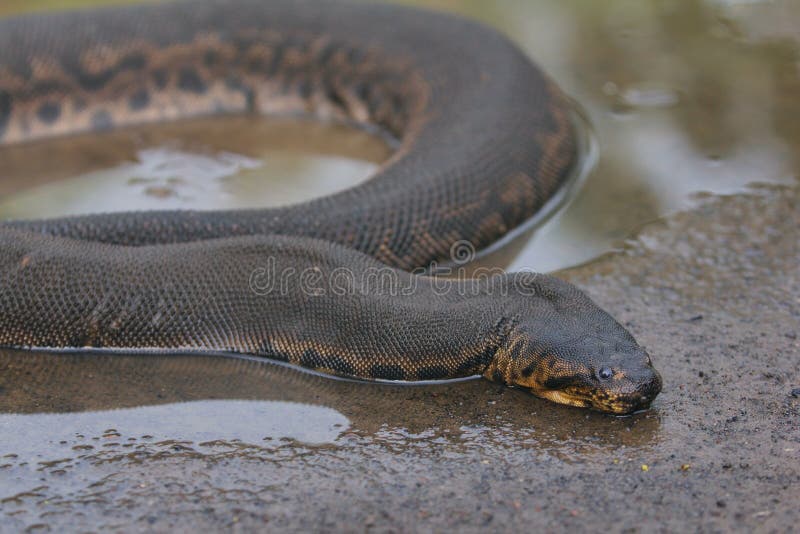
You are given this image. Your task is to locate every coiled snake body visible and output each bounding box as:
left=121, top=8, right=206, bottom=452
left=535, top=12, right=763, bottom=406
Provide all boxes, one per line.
left=0, top=0, right=661, bottom=414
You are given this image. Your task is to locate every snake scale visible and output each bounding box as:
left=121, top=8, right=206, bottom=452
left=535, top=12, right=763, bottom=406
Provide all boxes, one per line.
left=0, top=0, right=662, bottom=414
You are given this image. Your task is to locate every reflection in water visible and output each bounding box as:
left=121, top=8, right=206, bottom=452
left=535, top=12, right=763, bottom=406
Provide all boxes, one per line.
left=2, top=400, right=350, bottom=461
left=1, top=1, right=796, bottom=272
left=0, top=148, right=261, bottom=217
left=0, top=0, right=797, bottom=483
left=0, top=350, right=661, bottom=461
left=0, top=349, right=658, bottom=532
left=0, top=117, right=386, bottom=218
left=418, top=0, right=800, bottom=271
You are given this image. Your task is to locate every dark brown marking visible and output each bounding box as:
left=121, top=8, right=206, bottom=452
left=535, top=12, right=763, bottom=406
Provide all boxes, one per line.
left=128, top=89, right=150, bottom=111
left=266, top=44, right=285, bottom=76
left=492, top=369, right=504, bottom=383
left=297, top=79, right=312, bottom=99
left=66, top=331, right=89, bottom=348
left=178, top=68, right=207, bottom=93
left=346, top=46, right=366, bottom=64
left=256, top=339, right=289, bottom=362
left=369, top=98, right=391, bottom=126
left=299, top=348, right=321, bottom=368
left=354, top=81, right=370, bottom=102
left=72, top=53, right=145, bottom=92
left=370, top=364, right=407, bottom=381
left=119, top=52, right=147, bottom=71
left=456, top=346, right=496, bottom=375
left=284, top=34, right=309, bottom=53
left=323, top=84, right=347, bottom=110
left=246, top=55, right=268, bottom=73
left=152, top=69, right=169, bottom=90
left=76, top=70, right=115, bottom=91
left=316, top=42, right=338, bottom=65
left=204, top=49, right=219, bottom=67
left=544, top=375, right=577, bottom=390
left=391, top=94, right=405, bottom=117
left=37, top=102, right=61, bottom=124
left=520, top=361, right=537, bottom=378
left=318, top=354, right=356, bottom=376
left=417, top=365, right=450, bottom=380
left=0, top=90, right=11, bottom=137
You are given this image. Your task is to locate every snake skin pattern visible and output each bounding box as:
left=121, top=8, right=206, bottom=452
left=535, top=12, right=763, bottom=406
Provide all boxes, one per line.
left=0, top=0, right=662, bottom=413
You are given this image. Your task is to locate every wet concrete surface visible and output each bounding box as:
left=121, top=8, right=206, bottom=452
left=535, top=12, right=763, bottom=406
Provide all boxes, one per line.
left=2, top=185, right=798, bottom=532
left=2, top=0, right=800, bottom=532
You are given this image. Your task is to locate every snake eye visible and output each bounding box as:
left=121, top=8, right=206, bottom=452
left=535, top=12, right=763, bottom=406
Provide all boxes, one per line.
left=598, top=367, right=613, bottom=380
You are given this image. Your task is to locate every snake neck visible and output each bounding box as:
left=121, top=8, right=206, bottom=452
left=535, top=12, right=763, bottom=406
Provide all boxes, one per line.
left=480, top=318, right=524, bottom=385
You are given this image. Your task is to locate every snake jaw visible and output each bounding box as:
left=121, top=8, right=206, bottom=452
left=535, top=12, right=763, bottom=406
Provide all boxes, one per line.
left=483, top=335, right=661, bottom=414
left=533, top=385, right=654, bottom=415
left=536, top=389, right=593, bottom=410
left=537, top=365, right=662, bottom=414
left=482, top=337, right=661, bottom=414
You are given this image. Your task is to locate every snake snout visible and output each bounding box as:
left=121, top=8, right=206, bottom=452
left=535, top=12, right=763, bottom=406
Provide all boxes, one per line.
left=604, top=363, right=663, bottom=414
left=637, top=365, right=663, bottom=405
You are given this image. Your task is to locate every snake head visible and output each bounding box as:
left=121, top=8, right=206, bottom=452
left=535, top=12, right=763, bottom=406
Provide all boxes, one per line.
left=484, top=273, right=662, bottom=415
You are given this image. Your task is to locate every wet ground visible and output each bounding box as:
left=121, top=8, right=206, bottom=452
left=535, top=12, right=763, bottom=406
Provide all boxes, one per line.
left=1, top=0, right=799, bottom=532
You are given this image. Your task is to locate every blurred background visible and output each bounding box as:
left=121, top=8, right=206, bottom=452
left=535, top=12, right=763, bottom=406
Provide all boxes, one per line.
left=1, top=0, right=798, bottom=272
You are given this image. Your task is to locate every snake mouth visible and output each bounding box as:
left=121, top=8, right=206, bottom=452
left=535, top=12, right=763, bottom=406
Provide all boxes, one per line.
left=537, top=386, right=655, bottom=415
left=540, top=364, right=663, bottom=415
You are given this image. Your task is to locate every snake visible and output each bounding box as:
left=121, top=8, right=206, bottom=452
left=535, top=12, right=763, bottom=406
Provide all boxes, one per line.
left=0, top=0, right=662, bottom=414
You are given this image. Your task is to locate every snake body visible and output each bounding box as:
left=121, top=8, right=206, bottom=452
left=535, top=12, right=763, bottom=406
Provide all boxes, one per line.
left=0, top=0, right=662, bottom=413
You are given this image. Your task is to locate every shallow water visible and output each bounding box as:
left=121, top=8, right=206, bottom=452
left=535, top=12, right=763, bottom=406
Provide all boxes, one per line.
left=0, top=1, right=799, bottom=531
left=0, top=349, right=662, bottom=517
left=2, top=0, right=797, bottom=271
